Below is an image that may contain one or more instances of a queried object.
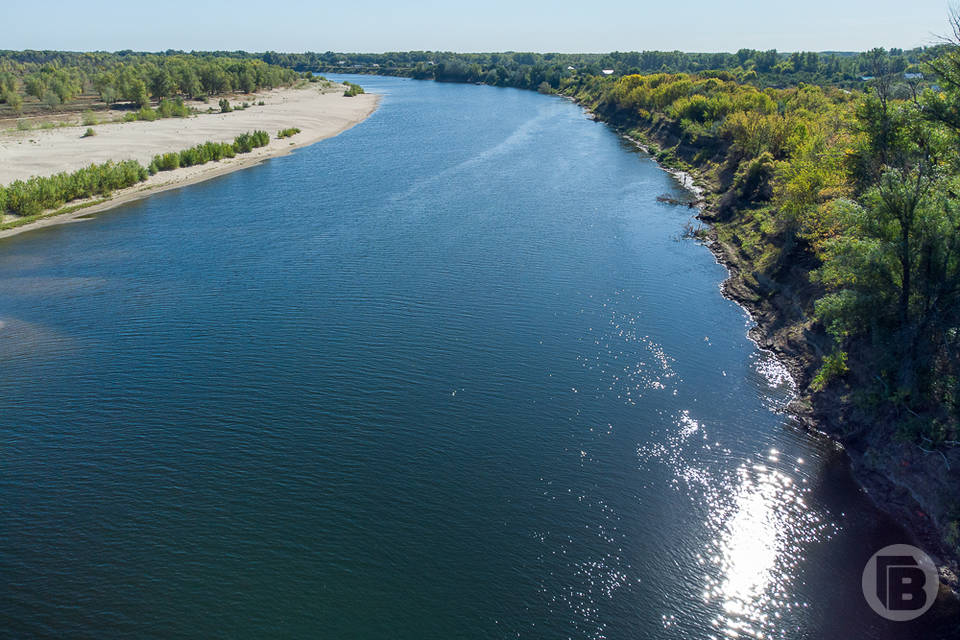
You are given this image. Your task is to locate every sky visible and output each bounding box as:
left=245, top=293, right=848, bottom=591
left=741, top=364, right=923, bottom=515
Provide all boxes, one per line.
left=2, top=0, right=952, bottom=53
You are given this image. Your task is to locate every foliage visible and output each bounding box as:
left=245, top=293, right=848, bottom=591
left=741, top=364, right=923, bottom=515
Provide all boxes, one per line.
left=811, top=350, right=849, bottom=391
left=343, top=81, right=365, bottom=97
left=269, top=47, right=933, bottom=91
left=0, top=160, right=147, bottom=216
left=0, top=51, right=302, bottom=113
left=157, top=97, right=191, bottom=118
left=121, top=98, right=191, bottom=122
left=123, top=98, right=193, bottom=122
left=123, top=106, right=158, bottom=122
left=81, top=127, right=95, bottom=138
left=0, top=127, right=272, bottom=216
left=147, top=131, right=269, bottom=174
left=231, top=130, right=269, bottom=152
left=277, top=127, right=300, bottom=138
left=2, top=89, right=23, bottom=113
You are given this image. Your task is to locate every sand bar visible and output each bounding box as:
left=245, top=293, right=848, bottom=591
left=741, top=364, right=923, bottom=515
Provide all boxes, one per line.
left=0, top=85, right=379, bottom=239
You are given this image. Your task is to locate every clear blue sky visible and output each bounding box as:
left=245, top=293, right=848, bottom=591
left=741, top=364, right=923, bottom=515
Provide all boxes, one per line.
left=2, top=0, right=951, bottom=53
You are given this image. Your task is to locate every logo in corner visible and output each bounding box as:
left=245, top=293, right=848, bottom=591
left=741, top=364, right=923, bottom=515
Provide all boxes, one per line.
left=862, top=544, right=938, bottom=621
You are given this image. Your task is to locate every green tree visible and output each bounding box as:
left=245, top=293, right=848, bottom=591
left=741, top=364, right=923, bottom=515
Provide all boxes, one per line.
left=1, top=89, right=23, bottom=113
left=23, top=74, right=45, bottom=99
left=150, top=70, right=175, bottom=100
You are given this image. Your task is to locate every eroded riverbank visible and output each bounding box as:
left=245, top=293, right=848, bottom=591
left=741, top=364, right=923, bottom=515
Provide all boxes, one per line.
left=580, top=98, right=960, bottom=616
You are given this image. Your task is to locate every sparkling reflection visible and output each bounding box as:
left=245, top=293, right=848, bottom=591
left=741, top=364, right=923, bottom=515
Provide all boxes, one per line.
left=701, top=461, right=833, bottom=639
left=640, top=413, right=838, bottom=639
left=578, top=292, right=680, bottom=406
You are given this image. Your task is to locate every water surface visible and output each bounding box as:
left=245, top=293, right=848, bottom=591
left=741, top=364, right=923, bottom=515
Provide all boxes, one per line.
left=0, top=75, right=932, bottom=638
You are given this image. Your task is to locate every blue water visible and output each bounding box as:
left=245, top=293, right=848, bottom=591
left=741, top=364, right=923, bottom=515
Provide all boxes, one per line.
left=0, top=76, right=936, bottom=638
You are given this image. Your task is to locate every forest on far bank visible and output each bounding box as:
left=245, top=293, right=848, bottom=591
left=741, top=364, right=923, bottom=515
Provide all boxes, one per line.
left=253, top=47, right=933, bottom=89
left=0, top=52, right=307, bottom=119
left=0, top=46, right=936, bottom=121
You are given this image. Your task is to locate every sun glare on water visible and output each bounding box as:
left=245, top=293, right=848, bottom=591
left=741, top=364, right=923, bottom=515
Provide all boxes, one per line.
left=641, top=409, right=837, bottom=639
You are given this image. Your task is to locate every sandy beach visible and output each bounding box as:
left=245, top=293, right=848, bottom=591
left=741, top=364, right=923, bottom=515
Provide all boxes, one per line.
left=0, top=85, right=379, bottom=239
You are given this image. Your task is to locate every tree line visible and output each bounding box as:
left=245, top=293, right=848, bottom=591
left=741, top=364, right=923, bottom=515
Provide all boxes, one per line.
left=0, top=47, right=933, bottom=116
left=265, top=48, right=931, bottom=90
left=0, top=52, right=305, bottom=111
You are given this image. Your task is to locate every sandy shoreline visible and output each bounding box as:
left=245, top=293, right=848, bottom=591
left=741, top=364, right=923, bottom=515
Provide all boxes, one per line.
left=0, top=85, right=380, bottom=240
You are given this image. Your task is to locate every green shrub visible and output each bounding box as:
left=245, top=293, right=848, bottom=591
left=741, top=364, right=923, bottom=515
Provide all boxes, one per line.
left=811, top=350, right=849, bottom=391
left=123, top=106, right=158, bottom=122
left=148, top=131, right=264, bottom=174
left=1, top=160, right=147, bottom=217
left=277, top=127, right=301, bottom=139
left=81, top=127, right=95, bottom=138
left=43, top=91, right=61, bottom=108
left=2, top=89, right=23, bottom=113
left=157, top=97, right=191, bottom=118
left=343, top=82, right=365, bottom=97
left=151, top=152, right=180, bottom=172
left=81, top=110, right=97, bottom=126
left=232, top=130, right=269, bottom=153
left=120, top=99, right=191, bottom=122
left=219, top=98, right=232, bottom=113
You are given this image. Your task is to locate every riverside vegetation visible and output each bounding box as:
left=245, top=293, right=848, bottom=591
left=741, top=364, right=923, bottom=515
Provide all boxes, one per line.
left=0, top=130, right=273, bottom=224
left=342, top=81, right=365, bottom=97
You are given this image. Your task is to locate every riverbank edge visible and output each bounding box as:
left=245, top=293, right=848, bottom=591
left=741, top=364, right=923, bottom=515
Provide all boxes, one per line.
left=0, top=95, right=381, bottom=241
left=566, top=96, right=960, bottom=607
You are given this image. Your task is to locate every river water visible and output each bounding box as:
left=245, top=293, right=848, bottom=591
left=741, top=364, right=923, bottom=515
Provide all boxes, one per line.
left=0, top=75, right=939, bottom=638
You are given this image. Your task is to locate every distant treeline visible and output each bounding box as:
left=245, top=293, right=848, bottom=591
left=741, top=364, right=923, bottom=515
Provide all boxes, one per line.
left=245, top=48, right=934, bottom=89
left=0, top=47, right=934, bottom=116
left=0, top=51, right=305, bottom=111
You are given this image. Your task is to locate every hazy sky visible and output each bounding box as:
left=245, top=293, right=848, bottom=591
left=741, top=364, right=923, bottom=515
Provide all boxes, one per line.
left=2, top=0, right=952, bottom=53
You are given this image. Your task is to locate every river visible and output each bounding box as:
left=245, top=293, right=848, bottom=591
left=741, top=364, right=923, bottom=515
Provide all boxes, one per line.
left=0, top=75, right=936, bottom=638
